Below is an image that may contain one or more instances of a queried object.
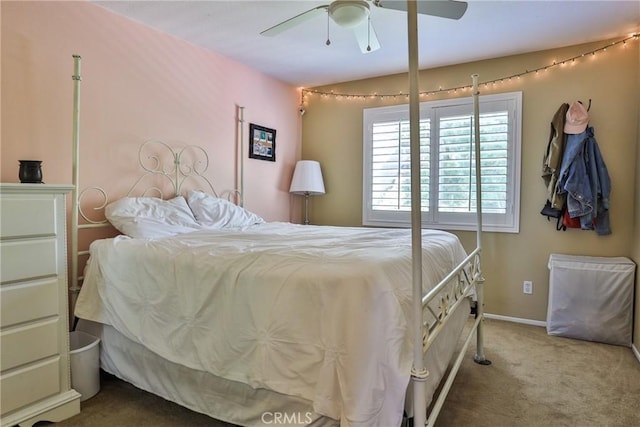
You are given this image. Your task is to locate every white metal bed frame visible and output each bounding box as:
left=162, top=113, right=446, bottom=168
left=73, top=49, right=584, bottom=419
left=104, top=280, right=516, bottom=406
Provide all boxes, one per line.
left=67, top=5, right=490, bottom=422
left=405, top=5, right=490, bottom=425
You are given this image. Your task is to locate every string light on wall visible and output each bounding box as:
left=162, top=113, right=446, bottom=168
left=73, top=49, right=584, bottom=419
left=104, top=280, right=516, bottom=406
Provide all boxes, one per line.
left=300, top=33, right=639, bottom=105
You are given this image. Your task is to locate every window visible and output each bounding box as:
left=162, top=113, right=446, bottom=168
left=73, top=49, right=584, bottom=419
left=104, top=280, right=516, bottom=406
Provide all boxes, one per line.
left=363, top=92, right=521, bottom=232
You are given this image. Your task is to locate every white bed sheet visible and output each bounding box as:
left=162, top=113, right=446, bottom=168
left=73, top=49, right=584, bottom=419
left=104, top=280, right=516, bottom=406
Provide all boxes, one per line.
left=77, top=299, right=469, bottom=427
left=75, top=222, right=468, bottom=427
left=77, top=319, right=338, bottom=427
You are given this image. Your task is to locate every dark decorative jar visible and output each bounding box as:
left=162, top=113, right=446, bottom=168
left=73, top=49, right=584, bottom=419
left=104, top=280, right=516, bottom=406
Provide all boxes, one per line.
left=18, top=160, right=43, bottom=183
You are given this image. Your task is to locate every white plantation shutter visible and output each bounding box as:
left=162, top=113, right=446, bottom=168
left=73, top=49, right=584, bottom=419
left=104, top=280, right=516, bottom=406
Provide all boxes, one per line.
left=363, top=92, right=521, bottom=232
left=371, top=119, right=430, bottom=212
left=437, top=111, right=508, bottom=214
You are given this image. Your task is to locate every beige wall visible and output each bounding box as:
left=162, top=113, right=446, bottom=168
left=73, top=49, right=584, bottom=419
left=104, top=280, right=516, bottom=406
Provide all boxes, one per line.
left=302, top=38, right=639, bottom=322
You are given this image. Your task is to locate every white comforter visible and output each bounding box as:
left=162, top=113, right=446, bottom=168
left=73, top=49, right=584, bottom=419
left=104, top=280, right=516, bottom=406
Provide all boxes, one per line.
left=75, top=222, right=467, bottom=426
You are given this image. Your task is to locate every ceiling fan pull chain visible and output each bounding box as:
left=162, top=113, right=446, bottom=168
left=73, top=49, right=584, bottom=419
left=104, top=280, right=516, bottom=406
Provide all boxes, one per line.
left=326, top=10, right=331, bottom=46
left=367, top=15, right=372, bottom=51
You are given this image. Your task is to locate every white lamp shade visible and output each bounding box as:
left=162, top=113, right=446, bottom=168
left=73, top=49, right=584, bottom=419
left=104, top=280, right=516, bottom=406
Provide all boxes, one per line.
left=289, top=160, right=325, bottom=195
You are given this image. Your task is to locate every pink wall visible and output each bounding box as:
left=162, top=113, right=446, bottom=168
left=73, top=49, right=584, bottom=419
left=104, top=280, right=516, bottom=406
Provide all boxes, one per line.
left=1, top=1, right=301, bottom=222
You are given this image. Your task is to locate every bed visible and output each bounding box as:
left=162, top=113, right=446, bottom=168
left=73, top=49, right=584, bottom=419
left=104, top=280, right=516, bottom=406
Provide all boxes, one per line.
left=75, top=210, right=471, bottom=426
left=69, top=29, right=491, bottom=426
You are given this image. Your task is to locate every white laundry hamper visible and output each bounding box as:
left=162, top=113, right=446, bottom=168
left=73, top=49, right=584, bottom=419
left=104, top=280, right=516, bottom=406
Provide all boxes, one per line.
left=69, top=330, right=101, bottom=401
left=547, top=254, right=636, bottom=347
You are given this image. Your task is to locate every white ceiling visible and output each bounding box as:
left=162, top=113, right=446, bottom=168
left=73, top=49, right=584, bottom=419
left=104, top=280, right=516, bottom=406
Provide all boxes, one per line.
left=93, top=1, right=640, bottom=87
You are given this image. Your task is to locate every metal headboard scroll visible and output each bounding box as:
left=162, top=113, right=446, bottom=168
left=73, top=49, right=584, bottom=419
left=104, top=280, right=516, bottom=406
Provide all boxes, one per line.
left=77, top=187, right=109, bottom=226
left=127, top=140, right=218, bottom=198
left=76, top=140, right=229, bottom=226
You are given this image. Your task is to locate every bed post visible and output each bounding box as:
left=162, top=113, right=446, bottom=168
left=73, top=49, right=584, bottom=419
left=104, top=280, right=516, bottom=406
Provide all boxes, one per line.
left=238, top=106, right=245, bottom=207
left=406, top=2, right=428, bottom=427
left=471, top=74, right=491, bottom=366
left=69, top=54, right=82, bottom=325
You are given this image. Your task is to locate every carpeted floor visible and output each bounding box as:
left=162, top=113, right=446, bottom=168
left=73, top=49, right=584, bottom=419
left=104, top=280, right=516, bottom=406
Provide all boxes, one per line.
left=436, top=319, right=640, bottom=427
left=44, top=318, right=640, bottom=427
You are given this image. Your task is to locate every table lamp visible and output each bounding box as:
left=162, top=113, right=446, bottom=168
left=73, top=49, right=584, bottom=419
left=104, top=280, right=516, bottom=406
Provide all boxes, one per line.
left=289, top=160, right=325, bottom=224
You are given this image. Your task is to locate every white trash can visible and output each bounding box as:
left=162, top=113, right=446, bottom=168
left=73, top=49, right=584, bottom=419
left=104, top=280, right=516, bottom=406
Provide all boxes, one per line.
left=69, top=330, right=101, bottom=401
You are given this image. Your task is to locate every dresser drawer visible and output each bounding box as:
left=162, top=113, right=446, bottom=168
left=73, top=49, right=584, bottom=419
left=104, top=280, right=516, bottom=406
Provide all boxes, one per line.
left=0, top=195, right=58, bottom=239
left=0, top=319, right=59, bottom=371
left=1, top=278, right=59, bottom=327
left=0, top=239, right=58, bottom=283
left=0, top=357, right=61, bottom=416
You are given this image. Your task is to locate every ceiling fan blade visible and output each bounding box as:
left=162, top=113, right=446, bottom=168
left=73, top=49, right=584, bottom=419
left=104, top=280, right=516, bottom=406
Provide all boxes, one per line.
left=261, top=5, right=328, bottom=36
left=373, top=0, right=468, bottom=20
left=353, top=20, right=381, bottom=53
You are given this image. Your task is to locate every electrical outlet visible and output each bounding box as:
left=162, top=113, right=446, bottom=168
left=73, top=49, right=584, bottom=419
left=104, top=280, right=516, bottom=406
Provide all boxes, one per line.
left=523, top=280, right=533, bottom=295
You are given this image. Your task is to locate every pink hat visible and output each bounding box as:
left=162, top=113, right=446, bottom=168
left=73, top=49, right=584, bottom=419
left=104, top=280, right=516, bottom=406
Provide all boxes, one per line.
left=564, top=101, right=589, bottom=134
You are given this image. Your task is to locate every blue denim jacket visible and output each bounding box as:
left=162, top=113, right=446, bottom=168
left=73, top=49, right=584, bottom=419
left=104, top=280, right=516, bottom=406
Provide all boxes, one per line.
left=557, top=127, right=611, bottom=235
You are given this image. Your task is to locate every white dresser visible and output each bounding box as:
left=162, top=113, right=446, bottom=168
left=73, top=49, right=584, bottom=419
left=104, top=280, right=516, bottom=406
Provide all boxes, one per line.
left=0, top=183, right=81, bottom=426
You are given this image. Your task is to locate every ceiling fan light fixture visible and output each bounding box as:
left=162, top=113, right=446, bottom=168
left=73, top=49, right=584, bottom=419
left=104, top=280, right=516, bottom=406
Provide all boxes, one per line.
left=329, top=0, right=370, bottom=28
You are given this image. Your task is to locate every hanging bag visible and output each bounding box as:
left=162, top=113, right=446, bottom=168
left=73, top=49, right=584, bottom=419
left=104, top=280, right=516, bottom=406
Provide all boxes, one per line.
left=540, top=200, right=566, bottom=231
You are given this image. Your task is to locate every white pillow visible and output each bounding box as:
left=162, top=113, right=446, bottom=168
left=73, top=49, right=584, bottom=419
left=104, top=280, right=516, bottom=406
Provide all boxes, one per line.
left=186, top=190, right=264, bottom=229
left=105, top=196, right=202, bottom=239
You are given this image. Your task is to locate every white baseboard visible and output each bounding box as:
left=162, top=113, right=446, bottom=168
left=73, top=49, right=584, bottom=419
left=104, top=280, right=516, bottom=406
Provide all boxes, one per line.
left=484, top=312, right=547, bottom=328
left=484, top=314, right=640, bottom=363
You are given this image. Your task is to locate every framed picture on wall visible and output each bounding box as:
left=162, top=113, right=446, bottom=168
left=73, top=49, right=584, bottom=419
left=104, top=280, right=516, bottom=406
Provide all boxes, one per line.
left=249, top=123, right=276, bottom=162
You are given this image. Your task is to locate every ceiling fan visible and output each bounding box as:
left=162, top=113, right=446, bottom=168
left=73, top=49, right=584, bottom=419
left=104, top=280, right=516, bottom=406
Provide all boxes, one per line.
left=260, top=0, right=468, bottom=54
